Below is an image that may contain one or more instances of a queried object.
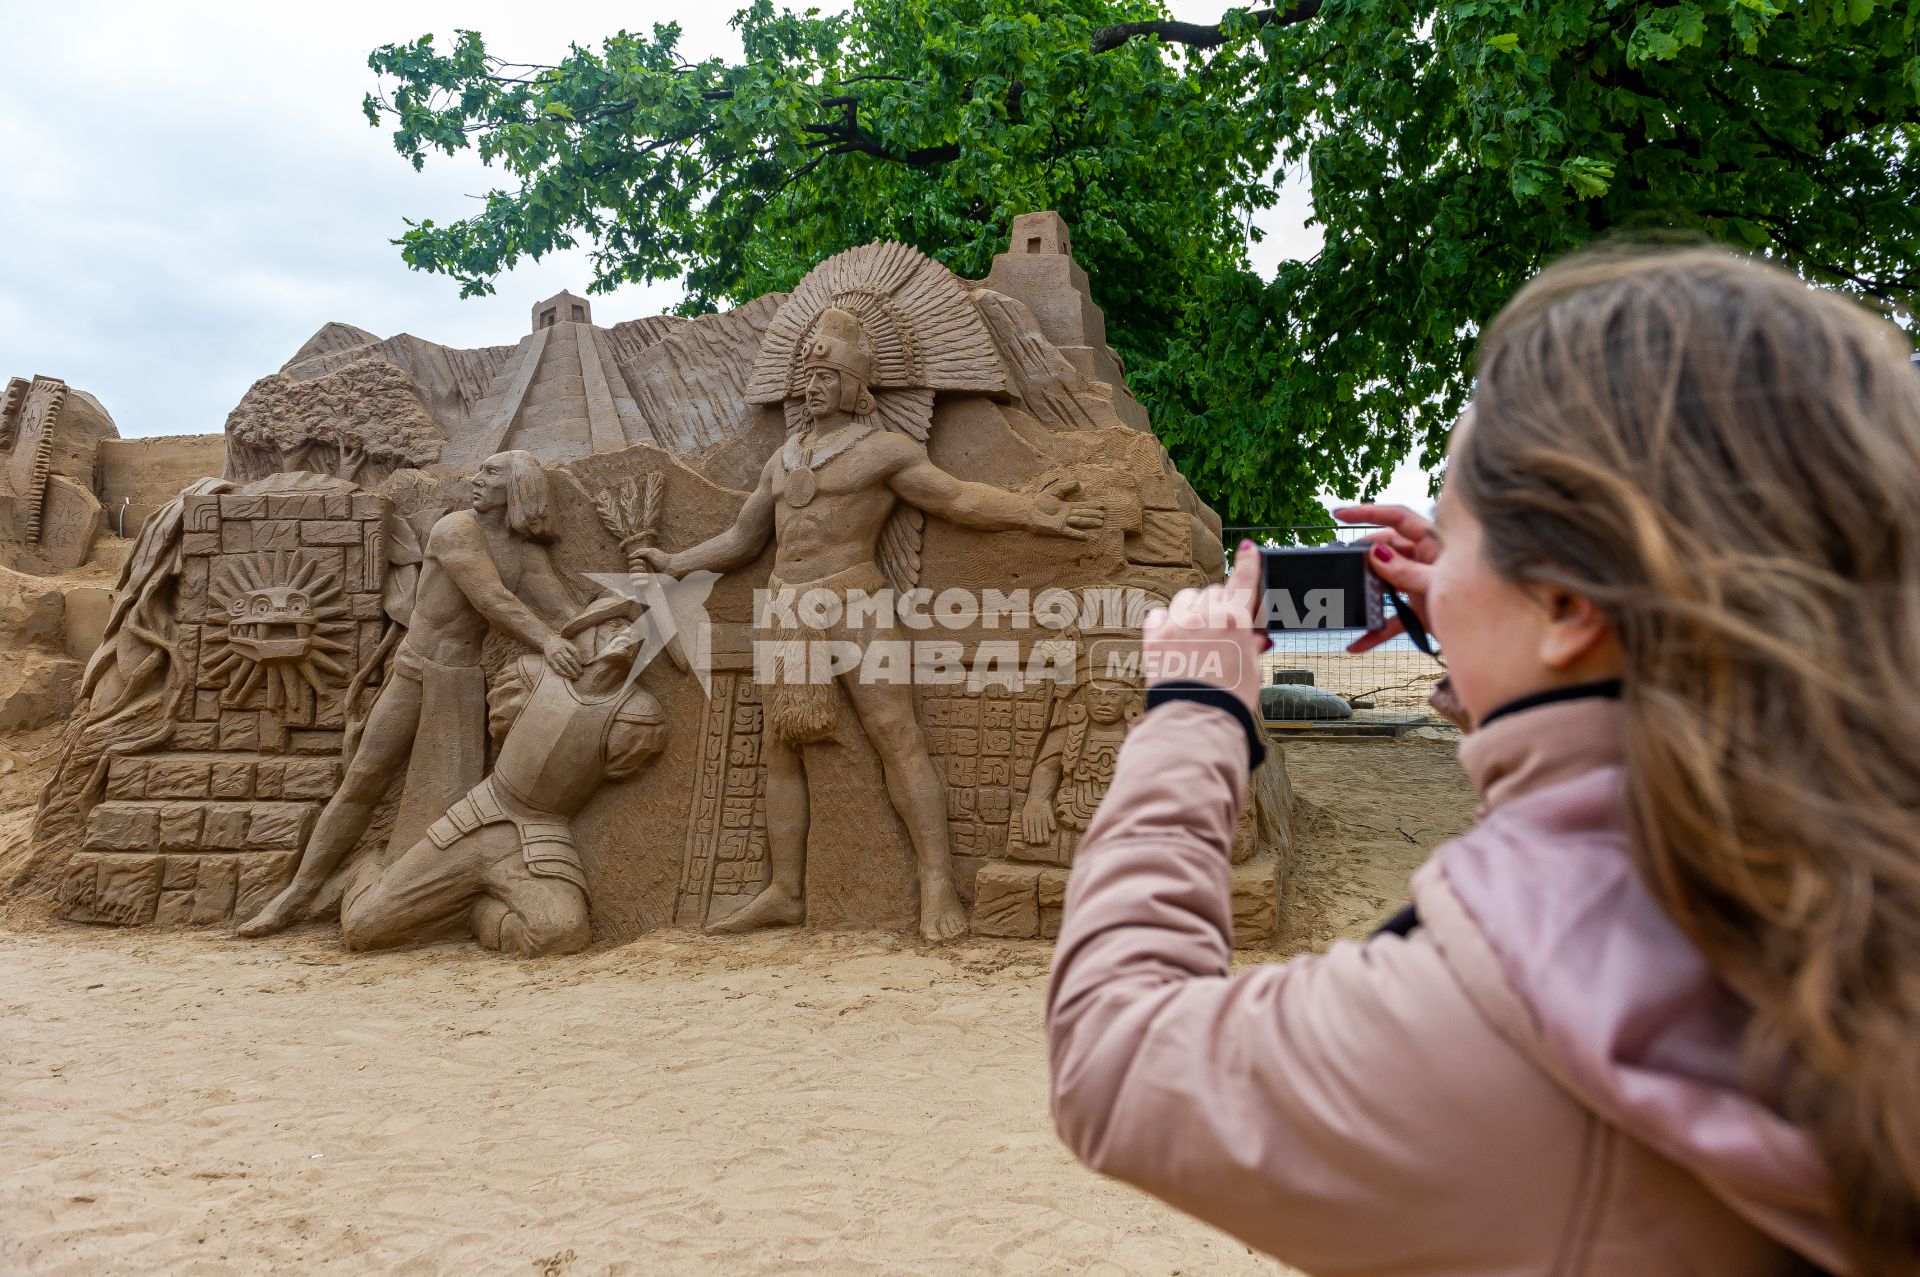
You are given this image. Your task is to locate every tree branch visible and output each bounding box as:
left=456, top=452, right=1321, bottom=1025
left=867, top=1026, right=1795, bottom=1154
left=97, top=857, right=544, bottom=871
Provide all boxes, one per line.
left=1701, top=208, right=1916, bottom=298
left=830, top=138, right=963, bottom=166
left=802, top=94, right=961, bottom=167
left=1091, top=2, right=1323, bottom=54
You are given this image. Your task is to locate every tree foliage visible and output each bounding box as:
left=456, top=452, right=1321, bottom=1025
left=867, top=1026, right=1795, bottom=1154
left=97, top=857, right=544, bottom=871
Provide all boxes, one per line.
left=365, top=0, right=1920, bottom=525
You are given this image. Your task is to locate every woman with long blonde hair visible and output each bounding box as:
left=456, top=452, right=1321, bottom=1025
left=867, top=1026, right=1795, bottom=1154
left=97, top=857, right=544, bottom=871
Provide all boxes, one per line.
left=1048, top=249, right=1920, bottom=1274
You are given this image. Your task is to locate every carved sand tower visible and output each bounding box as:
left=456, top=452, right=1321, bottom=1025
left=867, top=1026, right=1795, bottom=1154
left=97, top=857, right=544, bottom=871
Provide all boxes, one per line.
left=0, top=374, right=119, bottom=574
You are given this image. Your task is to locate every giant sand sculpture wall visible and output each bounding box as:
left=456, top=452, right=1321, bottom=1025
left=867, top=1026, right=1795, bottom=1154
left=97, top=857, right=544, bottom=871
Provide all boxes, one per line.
left=13, top=213, right=1291, bottom=952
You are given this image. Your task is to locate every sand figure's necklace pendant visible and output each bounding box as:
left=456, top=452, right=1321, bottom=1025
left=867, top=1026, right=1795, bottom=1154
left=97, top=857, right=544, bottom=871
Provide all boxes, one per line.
left=782, top=426, right=873, bottom=509
left=786, top=463, right=818, bottom=508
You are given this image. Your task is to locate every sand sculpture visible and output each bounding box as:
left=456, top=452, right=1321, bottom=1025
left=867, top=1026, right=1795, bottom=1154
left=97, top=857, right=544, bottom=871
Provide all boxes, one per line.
left=0, top=377, right=226, bottom=735
left=637, top=280, right=1108, bottom=942
left=235, top=451, right=584, bottom=937
left=0, top=374, right=119, bottom=575
left=13, top=212, right=1292, bottom=949
left=19, top=474, right=390, bottom=924
left=0, top=374, right=227, bottom=570
left=341, top=627, right=666, bottom=956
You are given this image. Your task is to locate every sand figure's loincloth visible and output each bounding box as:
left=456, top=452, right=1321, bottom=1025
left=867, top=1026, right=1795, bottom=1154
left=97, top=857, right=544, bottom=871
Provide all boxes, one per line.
left=759, top=562, right=889, bottom=745
left=384, top=642, right=489, bottom=866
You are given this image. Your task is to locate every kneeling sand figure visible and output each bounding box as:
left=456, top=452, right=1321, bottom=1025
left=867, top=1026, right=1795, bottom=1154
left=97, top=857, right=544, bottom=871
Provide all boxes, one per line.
left=641, top=307, right=1103, bottom=942
left=340, top=625, right=666, bottom=957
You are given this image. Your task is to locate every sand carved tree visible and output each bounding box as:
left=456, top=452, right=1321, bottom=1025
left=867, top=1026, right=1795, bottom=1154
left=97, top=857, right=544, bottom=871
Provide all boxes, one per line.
left=224, top=359, right=444, bottom=484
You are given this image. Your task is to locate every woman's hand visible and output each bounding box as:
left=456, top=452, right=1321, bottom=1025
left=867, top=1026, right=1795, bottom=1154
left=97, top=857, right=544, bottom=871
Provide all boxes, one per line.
left=1143, top=539, right=1267, bottom=712
left=1333, top=504, right=1441, bottom=654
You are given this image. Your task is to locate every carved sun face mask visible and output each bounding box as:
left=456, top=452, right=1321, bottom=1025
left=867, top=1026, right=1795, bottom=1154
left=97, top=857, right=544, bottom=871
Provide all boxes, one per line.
left=203, top=552, right=355, bottom=717
left=227, top=585, right=317, bottom=663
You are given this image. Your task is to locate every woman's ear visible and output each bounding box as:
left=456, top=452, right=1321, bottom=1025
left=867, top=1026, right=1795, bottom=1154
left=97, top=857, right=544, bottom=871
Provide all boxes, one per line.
left=1536, top=588, right=1621, bottom=676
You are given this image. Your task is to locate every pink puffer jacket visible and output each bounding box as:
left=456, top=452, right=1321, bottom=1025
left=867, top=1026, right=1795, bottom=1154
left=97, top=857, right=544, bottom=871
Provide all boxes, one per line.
left=1046, top=694, right=1841, bottom=1276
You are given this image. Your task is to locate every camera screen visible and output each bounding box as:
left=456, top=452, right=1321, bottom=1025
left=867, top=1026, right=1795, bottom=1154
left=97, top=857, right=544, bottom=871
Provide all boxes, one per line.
left=1259, top=545, right=1387, bottom=631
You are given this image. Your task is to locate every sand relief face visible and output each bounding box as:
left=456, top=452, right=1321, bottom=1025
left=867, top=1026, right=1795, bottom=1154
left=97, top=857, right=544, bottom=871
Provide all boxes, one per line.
left=13, top=212, right=1291, bottom=952
left=206, top=554, right=354, bottom=717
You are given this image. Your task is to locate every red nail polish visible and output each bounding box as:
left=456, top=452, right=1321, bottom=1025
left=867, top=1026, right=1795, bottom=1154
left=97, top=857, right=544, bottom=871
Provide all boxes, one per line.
left=1260, top=635, right=1273, bottom=652
left=1239, top=539, right=1255, bottom=554
left=1373, top=544, right=1395, bottom=563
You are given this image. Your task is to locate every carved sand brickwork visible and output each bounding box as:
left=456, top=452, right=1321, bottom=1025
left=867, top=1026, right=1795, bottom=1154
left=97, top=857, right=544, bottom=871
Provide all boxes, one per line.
left=53, top=481, right=391, bottom=926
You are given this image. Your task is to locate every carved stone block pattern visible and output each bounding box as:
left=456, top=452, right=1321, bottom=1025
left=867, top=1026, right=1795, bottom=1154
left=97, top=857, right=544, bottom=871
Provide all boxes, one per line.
left=914, top=682, right=1051, bottom=887
left=675, top=673, right=770, bottom=926
left=54, top=481, right=396, bottom=929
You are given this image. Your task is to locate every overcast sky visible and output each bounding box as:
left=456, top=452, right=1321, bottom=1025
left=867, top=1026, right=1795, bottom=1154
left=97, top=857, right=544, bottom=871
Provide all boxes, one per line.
left=0, top=1, right=1426, bottom=508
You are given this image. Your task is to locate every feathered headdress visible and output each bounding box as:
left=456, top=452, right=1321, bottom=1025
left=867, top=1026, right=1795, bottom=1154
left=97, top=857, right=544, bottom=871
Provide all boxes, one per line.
left=745, top=242, right=1007, bottom=593
left=744, top=241, right=1006, bottom=443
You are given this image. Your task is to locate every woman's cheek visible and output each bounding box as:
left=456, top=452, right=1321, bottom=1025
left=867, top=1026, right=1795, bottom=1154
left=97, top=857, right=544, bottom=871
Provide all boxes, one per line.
left=1425, top=565, right=1463, bottom=649
left=1426, top=572, right=1491, bottom=716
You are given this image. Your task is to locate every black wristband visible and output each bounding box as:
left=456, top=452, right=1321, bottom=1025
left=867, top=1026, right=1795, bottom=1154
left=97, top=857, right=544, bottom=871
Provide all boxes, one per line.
left=1144, top=680, right=1268, bottom=771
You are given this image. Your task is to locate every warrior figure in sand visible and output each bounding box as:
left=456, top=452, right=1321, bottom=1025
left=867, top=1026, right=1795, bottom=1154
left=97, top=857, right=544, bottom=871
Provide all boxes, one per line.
left=640, top=301, right=1104, bottom=942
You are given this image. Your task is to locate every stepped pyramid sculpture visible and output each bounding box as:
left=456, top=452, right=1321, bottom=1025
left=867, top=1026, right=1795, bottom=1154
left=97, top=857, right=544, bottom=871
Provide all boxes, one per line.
left=221, top=212, right=1154, bottom=488
left=448, top=291, right=638, bottom=467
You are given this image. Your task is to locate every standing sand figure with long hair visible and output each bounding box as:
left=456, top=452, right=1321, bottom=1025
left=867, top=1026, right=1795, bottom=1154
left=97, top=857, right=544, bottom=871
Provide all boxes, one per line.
left=1048, top=249, right=1920, bottom=1275
left=239, top=451, right=583, bottom=938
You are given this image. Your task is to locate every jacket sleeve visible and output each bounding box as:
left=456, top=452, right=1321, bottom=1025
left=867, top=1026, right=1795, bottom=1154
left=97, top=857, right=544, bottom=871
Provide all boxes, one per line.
left=1045, top=702, right=1586, bottom=1273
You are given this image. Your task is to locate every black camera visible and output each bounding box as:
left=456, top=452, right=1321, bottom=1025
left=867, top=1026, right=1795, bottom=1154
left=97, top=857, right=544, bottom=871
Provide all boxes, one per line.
left=1258, top=544, right=1387, bottom=631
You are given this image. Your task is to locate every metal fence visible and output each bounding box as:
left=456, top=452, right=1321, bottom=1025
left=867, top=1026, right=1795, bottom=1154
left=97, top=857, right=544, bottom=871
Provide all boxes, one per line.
left=1225, top=526, right=1450, bottom=734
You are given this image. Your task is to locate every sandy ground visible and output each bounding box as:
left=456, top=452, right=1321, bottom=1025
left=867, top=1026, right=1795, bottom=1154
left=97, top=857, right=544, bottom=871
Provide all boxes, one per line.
left=0, top=730, right=1477, bottom=1275
left=1277, top=733, right=1474, bottom=948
